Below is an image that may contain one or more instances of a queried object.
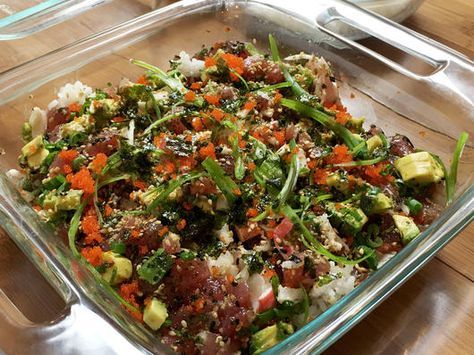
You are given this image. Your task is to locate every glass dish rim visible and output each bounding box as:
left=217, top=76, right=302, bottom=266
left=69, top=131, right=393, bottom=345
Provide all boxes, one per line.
left=0, top=0, right=472, bottom=353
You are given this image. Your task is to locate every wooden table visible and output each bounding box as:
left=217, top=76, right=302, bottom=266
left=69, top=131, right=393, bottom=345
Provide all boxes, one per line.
left=0, top=0, right=472, bottom=354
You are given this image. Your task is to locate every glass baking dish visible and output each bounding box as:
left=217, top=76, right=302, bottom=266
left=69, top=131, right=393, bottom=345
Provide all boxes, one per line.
left=0, top=0, right=472, bottom=353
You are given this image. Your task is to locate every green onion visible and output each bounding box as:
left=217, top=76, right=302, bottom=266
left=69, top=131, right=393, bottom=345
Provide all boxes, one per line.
left=110, top=241, right=126, bottom=255
left=245, top=42, right=261, bottom=56
left=250, top=209, right=270, bottom=222
left=68, top=199, right=88, bottom=258
left=98, top=174, right=131, bottom=189
left=281, top=98, right=365, bottom=153
left=281, top=204, right=374, bottom=265
left=143, top=111, right=193, bottom=135
left=406, top=198, right=423, bottom=215
left=254, top=81, right=292, bottom=92
left=234, top=155, right=246, bottom=181
left=330, top=155, right=387, bottom=168
left=314, top=193, right=333, bottom=203
left=277, top=139, right=300, bottom=205
left=446, top=132, right=469, bottom=205
left=147, top=172, right=203, bottom=212
left=130, top=59, right=186, bottom=93
left=202, top=157, right=239, bottom=205
left=269, top=34, right=307, bottom=98
left=229, top=68, right=249, bottom=91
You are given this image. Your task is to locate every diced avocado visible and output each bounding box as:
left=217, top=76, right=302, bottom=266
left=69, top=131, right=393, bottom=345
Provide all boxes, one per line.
left=250, top=322, right=294, bottom=354
left=43, top=189, right=83, bottom=212
left=327, top=202, right=368, bottom=234
left=22, top=122, right=33, bottom=142
left=60, top=114, right=91, bottom=138
left=90, top=99, right=120, bottom=128
left=143, top=298, right=168, bottom=331
left=20, top=135, right=49, bottom=169
left=393, top=214, right=420, bottom=245
left=366, top=135, right=383, bottom=154
left=394, top=152, right=444, bottom=185
left=360, top=188, right=393, bottom=215
left=327, top=171, right=350, bottom=192
left=101, top=251, right=133, bottom=285
left=347, top=116, right=365, bottom=131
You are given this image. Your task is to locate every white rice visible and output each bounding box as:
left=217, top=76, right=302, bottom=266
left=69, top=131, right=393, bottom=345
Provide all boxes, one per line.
left=49, top=81, right=93, bottom=109
left=206, top=251, right=239, bottom=277
left=277, top=285, right=305, bottom=304
left=177, top=51, right=205, bottom=78
left=28, top=107, right=47, bottom=137
left=309, top=262, right=355, bottom=314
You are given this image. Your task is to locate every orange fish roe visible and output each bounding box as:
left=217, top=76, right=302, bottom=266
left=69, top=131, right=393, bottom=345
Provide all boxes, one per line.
left=131, top=229, right=141, bottom=239
left=153, top=132, right=167, bottom=149
left=204, top=94, right=220, bottom=106
left=204, top=57, right=217, bottom=67
left=243, top=100, right=256, bottom=111
left=191, top=117, right=204, bottom=131
left=57, top=149, right=79, bottom=174
left=177, top=218, right=187, bottom=231
left=82, top=209, right=104, bottom=245
left=210, top=108, right=225, bottom=122
left=133, top=179, right=147, bottom=190
left=364, top=162, right=395, bottom=186
left=327, top=145, right=353, bottom=164
left=246, top=208, right=258, bottom=218
left=81, top=246, right=103, bottom=267
left=68, top=102, right=81, bottom=113
left=177, top=156, right=196, bottom=173
left=199, top=143, right=216, bottom=159
left=104, top=204, right=113, bottom=217
left=139, top=245, right=149, bottom=255
left=274, top=92, right=283, bottom=103
left=158, top=226, right=169, bottom=238
left=247, top=162, right=256, bottom=171
left=67, top=168, right=95, bottom=195
left=220, top=53, right=244, bottom=81
left=136, top=75, right=148, bottom=85
left=190, top=82, right=202, bottom=90
left=184, top=90, right=196, bottom=102
left=274, top=129, right=286, bottom=147
left=155, top=160, right=176, bottom=175
left=335, top=107, right=351, bottom=125
left=91, top=153, right=107, bottom=174
left=314, top=168, right=330, bottom=185
left=119, top=281, right=142, bottom=321
left=262, top=267, right=277, bottom=280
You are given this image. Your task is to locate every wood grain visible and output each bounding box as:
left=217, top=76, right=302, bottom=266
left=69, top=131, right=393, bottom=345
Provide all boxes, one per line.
left=0, top=0, right=472, bottom=354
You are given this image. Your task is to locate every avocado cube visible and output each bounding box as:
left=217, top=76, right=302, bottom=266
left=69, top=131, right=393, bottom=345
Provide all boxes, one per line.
left=393, top=215, right=420, bottom=245
left=101, top=251, right=133, bottom=285
left=347, top=116, right=365, bottom=131
left=366, top=135, right=383, bottom=153
left=143, top=298, right=168, bottom=331
left=57, top=190, right=83, bottom=210
left=250, top=323, right=294, bottom=354
left=20, top=135, right=49, bottom=169
left=43, top=189, right=83, bottom=212
left=327, top=172, right=349, bottom=192
left=394, top=152, right=444, bottom=185
left=361, top=190, right=393, bottom=215
left=327, top=202, right=368, bottom=234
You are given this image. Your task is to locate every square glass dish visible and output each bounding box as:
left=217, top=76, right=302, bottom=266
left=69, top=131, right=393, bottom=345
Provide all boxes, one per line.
left=0, top=0, right=472, bottom=353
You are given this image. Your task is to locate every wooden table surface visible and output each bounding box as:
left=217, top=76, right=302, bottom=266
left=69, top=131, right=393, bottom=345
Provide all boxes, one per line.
left=0, top=0, right=472, bottom=354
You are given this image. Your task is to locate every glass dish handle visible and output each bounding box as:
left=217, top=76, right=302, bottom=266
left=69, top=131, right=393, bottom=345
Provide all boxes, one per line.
left=0, top=0, right=109, bottom=41
left=254, top=0, right=473, bottom=102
